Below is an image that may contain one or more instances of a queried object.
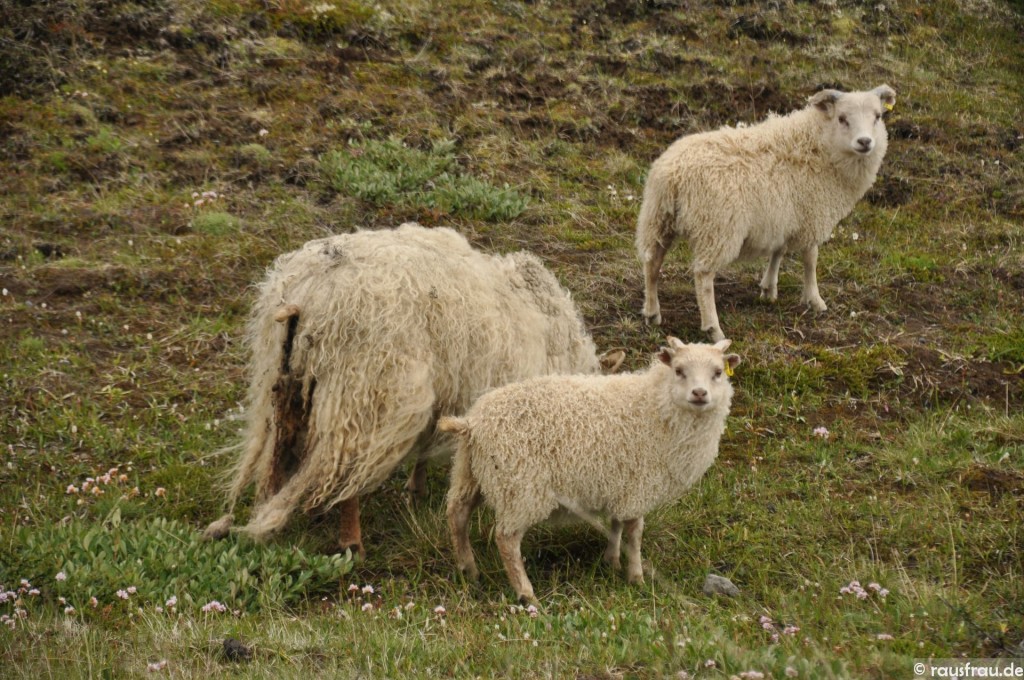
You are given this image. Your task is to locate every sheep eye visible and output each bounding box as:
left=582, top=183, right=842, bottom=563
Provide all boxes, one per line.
left=838, top=114, right=848, bottom=125
left=714, top=368, right=723, bottom=379
left=675, top=367, right=685, bottom=378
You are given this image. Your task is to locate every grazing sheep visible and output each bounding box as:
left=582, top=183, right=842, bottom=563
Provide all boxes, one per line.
left=442, top=337, right=740, bottom=605
left=204, top=223, right=624, bottom=557
left=637, top=85, right=897, bottom=340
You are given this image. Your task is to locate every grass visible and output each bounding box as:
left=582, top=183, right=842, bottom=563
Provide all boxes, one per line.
left=1, top=0, right=1022, bottom=677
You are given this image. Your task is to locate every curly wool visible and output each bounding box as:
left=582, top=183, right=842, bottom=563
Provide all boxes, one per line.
left=221, top=223, right=604, bottom=538
left=445, top=354, right=733, bottom=535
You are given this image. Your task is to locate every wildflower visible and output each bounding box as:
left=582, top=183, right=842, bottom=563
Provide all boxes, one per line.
left=117, top=589, right=129, bottom=600
left=127, top=586, right=137, bottom=595
left=812, top=426, right=830, bottom=439
left=259, top=129, right=269, bottom=137
left=119, top=474, right=128, bottom=483
left=391, top=607, right=402, bottom=619
left=347, top=584, right=359, bottom=594
left=64, top=606, right=75, bottom=615
left=879, top=588, right=889, bottom=598
left=155, top=487, right=166, bottom=497
left=739, top=672, right=765, bottom=680
left=785, top=668, right=799, bottom=678
left=56, top=571, right=67, bottom=582
left=759, top=615, right=774, bottom=630
left=59, top=597, right=66, bottom=604
left=361, top=602, right=373, bottom=612
left=361, top=585, right=374, bottom=595
left=155, top=606, right=163, bottom=614
left=66, top=485, right=78, bottom=494
left=404, top=601, right=415, bottom=610
left=201, top=600, right=227, bottom=613
left=90, top=596, right=98, bottom=607
left=91, top=485, right=103, bottom=496
left=147, top=660, right=168, bottom=672
left=98, top=473, right=112, bottom=484
left=783, top=625, right=800, bottom=636
left=704, top=660, right=717, bottom=669
left=876, top=633, right=894, bottom=640
left=526, top=604, right=539, bottom=618
left=165, top=596, right=177, bottom=608
left=434, top=605, right=446, bottom=616
left=28, top=588, right=39, bottom=596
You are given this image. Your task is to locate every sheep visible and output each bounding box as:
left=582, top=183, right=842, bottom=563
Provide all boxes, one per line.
left=204, top=223, right=624, bottom=557
left=636, top=85, right=897, bottom=341
left=441, top=337, right=740, bottom=605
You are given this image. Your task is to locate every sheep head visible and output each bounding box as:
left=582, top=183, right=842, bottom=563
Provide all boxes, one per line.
left=658, top=338, right=741, bottom=413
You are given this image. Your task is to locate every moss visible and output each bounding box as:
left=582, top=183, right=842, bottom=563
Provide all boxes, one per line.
left=190, top=211, right=242, bottom=236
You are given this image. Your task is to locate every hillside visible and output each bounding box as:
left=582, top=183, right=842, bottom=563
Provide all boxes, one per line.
left=1, top=1, right=1022, bottom=677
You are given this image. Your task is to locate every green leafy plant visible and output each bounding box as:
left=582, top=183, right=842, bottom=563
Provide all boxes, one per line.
left=3, top=511, right=352, bottom=613
left=320, top=137, right=529, bottom=221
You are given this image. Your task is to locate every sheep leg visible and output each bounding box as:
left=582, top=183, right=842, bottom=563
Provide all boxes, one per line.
left=641, top=235, right=674, bottom=326
left=496, top=529, right=538, bottom=606
left=603, top=518, right=623, bottom=571
left=446, top=486, right=482, bottom=581
left=337, top=496, right=365, bottom=560
left=694, top=270, right=724, bottom=342
left=759, top=248, right=786, bottom=302
left=404, top=457, right=429, bottom=502
left=799, top=245, right=827, bottom=312
left=623, top=517, right=645, bottom=585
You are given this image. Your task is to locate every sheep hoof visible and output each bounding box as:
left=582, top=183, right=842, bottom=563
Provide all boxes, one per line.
left=518, top=593, right=540, bottom=607
left=459, top=565, right=480, bottom=583
left=604, top=556, right=622, bottom=571
left=339, top=543, right=366, bottom=562
left=759, top=289, right=778, bottom=303
left=643, top=312, right=662, bottom=326
left=627, top=572, right=645, bottom=585
left=202, top=514, right=234, bottom=541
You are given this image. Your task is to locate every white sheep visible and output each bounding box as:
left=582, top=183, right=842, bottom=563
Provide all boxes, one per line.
left=441, top=337, right=740, bottom=605
left=204, top=223, right=624, bottom=557
left=636, top=85, right=897, bottom=340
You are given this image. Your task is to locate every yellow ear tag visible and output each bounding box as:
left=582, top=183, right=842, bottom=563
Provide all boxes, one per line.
left=885, top=102, right=894, bottom=111
left=725, top=363, right=734, bottom=377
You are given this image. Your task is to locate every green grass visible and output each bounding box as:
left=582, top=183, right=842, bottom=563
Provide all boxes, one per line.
left=1, top=0, right=1022, bottom=676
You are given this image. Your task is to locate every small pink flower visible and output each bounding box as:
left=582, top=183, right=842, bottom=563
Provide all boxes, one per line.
left=812, top=426, right=830, bottom=439
left=66, top=485, right=78, bottom=494
left=361, top=602, right=373, bottom=612
left=89, top=596, right=98, bottom=608
left=783, top=625, right=800, bottom=636
left=348, top=584, right=359, bottom=593
left=201, top=600, right=227, bottom=613
left=739, top=672, right=765, bottom=680
left=64, top=606, right=75, bottom=615
left=785, top=668, right=799, bottom=678
left=258, top=129, right=269, bottom=137
left=434, top=605, right=446, bottom=616
left=28, top=588, right=40, bottom=596
left=165, top=596, right=177, bottom=608
left=876, top=633, right=894, bottom=640
left=56, top=571, right=67, bottom=582
left=127, top=586, right=137, bottom=595
left=361, top=585, right=374, bottom=595
left=526, top=604, right=538, bottom=618
left=704, top=660, right=716, bottom=668
left=117, top=589, right=129, bottom=600
left=155, top=487, right=166, bottom=497
left=147, top=660, right=168, bottom=672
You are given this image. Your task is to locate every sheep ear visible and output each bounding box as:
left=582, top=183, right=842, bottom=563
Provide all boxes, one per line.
left=810, top=89, right=842, bottom=116
left=873, top=84, right=896, bottom=110
left=599, top=349, right=626, bottom=375
left=725, top=353, right=741, bottom=371
left=657, top=348, right=673, bottom=366
left=713, top=339, right=732, bottom=352
left=666, top=336, right=686, bottom=349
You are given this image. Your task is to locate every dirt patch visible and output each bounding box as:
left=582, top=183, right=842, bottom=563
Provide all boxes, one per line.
left=685, top=76, right=798, bottom=124
left=867, top=173, right=915, bottom=207
left=727, top=14, right=811, bottom=45
left=956, top=464, right=1024, bottom=502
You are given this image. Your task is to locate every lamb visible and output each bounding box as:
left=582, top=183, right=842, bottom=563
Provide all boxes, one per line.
left=442, top=337, right=740, bottom=605
left=204, top=223, right=624, bottom=557
left=636, top=85, right=897, bottom=341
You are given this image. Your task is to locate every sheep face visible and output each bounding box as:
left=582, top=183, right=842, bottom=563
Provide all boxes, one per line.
left=811, top=85, right=896, bottom=158
left=658, top=338, right=741, bottom=412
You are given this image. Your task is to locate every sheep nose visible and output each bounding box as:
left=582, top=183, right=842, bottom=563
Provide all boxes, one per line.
left=855, top=137, right=873, bottom=152
left=691, top=387, right=708, bottom=399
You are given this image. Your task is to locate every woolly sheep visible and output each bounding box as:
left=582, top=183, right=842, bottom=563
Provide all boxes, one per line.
left=204, top=223, right=624, bottom=557
left=637, top=85, right=897, bottom=340
left=442, top=337, right=740, bottom=605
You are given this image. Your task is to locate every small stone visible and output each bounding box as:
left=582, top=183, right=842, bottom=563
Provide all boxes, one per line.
left=702, top=573, right=740, bottom=597
left=222, top=637, right=251, bottom=662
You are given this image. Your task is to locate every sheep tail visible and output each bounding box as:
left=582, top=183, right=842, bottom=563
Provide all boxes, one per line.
left=438, top=416, right=470, bottom=437
left=202, top=513, right=235, bottom=540
left=635, top=173, right=678, bottom=260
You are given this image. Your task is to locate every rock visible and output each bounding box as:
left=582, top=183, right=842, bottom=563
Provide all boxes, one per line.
left=702, top=573, right=740, bottom=597
left=223, top=637, right=252, bottom=662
